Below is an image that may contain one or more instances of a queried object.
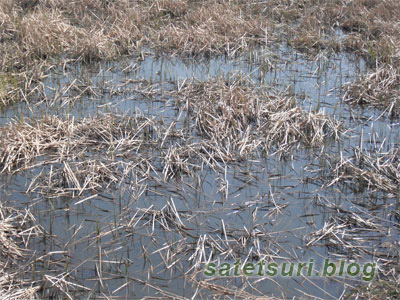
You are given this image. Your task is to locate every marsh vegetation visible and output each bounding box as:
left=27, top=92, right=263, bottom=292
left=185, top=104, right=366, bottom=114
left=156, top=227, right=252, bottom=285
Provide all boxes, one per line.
left=0, top=0, right=400, bottom=299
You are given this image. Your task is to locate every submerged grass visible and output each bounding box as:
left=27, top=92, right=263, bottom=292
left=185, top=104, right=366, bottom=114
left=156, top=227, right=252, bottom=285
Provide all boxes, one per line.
left=0, top=75, right=347, bottom=298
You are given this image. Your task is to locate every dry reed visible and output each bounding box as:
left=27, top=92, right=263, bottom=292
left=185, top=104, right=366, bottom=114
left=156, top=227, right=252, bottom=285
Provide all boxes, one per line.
left=0, top=203, right=42, bottom=299
left=175, top=77, right=342, bottom=157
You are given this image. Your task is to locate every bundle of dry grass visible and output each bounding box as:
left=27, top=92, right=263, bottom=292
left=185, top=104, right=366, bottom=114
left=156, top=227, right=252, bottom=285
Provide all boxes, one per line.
left=329, top=145, right=400, bottom=196
left=0, top=203, right=42, bottom=299
left=18, top=4, right=145, bottom=60
left=176, top=77, right=342, bottom=157
left=27, top=160, right=151, bottom=199
left=333, top=0, right=400, bottom=112
left=0, top=113, right=157, bottom=173
left=306, top=212, right=386, bottom=257
left=338, top=0, right=400, bottom=58
left=344, top=65, right=400, bottom=116
left=0, top=113, right=160, bottom=199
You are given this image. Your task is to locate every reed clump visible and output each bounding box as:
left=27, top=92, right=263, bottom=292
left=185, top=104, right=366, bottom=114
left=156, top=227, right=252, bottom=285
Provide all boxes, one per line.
left=17, top=3, right=144, bottom=60
left=150, top=1, right=266, bottom=56
left=0, top=204, right=42, bottom=299
left=1, top=0, right=400, bottom=111
left=0, top=0, right=268, bottom=63
left=330, top=145, right=400, bottom=196
left=0, top=113, right=160, bottom=198
left=344, top=65, right=400, bottom=115
left=176, top=78, right=342, bottom=156
left=334, top=0, right=400, bottom=113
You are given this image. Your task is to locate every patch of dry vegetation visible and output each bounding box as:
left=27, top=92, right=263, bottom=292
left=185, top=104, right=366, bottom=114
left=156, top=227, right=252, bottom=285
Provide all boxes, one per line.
left=0, top=113, right=158, bottom=198
left=0, top=0, right=267, bottom=62
left=151, top=2, right=265, bottom=55
left=345, top=280, right=400, bottom=299
left=0, top=78, right=342, bottom=199
left=0, top=114, right=154, bottom=174
left=1, top=0, right=399, bottom=111
left=249, top=0, right=400, bottom=57
left=335, top=0, right=400, bottom=113
left=344, top=65, right=400, bottom=116
left=176, top=78, right=342, bottom=156
left=18, top=1, right=145, bottom=60
left=0, top=0, right=269, bottom=106
left=329, top=145, right=400, bottom=196
left=0, top=203, right=42, bottom=299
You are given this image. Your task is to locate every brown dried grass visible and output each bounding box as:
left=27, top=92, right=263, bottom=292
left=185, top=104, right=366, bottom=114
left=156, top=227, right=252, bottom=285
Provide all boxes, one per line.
left=151, top=1, right=266, bottom=55
left=329, top=145, right=400, bottom=196
left=1, top=0, right=400, bottom=111
left=176, top=77, right=342, bottom=156
left=0, top=204, right=42, bottom=299
left=344, top=65, right=400, bottom=115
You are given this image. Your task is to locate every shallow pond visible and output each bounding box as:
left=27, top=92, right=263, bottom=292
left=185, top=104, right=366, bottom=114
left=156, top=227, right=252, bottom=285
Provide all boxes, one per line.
left=1, top=44, right=399, bottom=299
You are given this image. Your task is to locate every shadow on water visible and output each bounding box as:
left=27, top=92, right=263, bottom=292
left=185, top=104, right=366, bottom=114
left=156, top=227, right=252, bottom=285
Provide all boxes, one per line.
left=1, top=44, right=399, bottom=299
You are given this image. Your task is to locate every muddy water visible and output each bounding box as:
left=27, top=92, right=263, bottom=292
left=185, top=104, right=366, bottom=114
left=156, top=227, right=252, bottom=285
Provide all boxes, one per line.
left=1, top=45, right=399, bottom=299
